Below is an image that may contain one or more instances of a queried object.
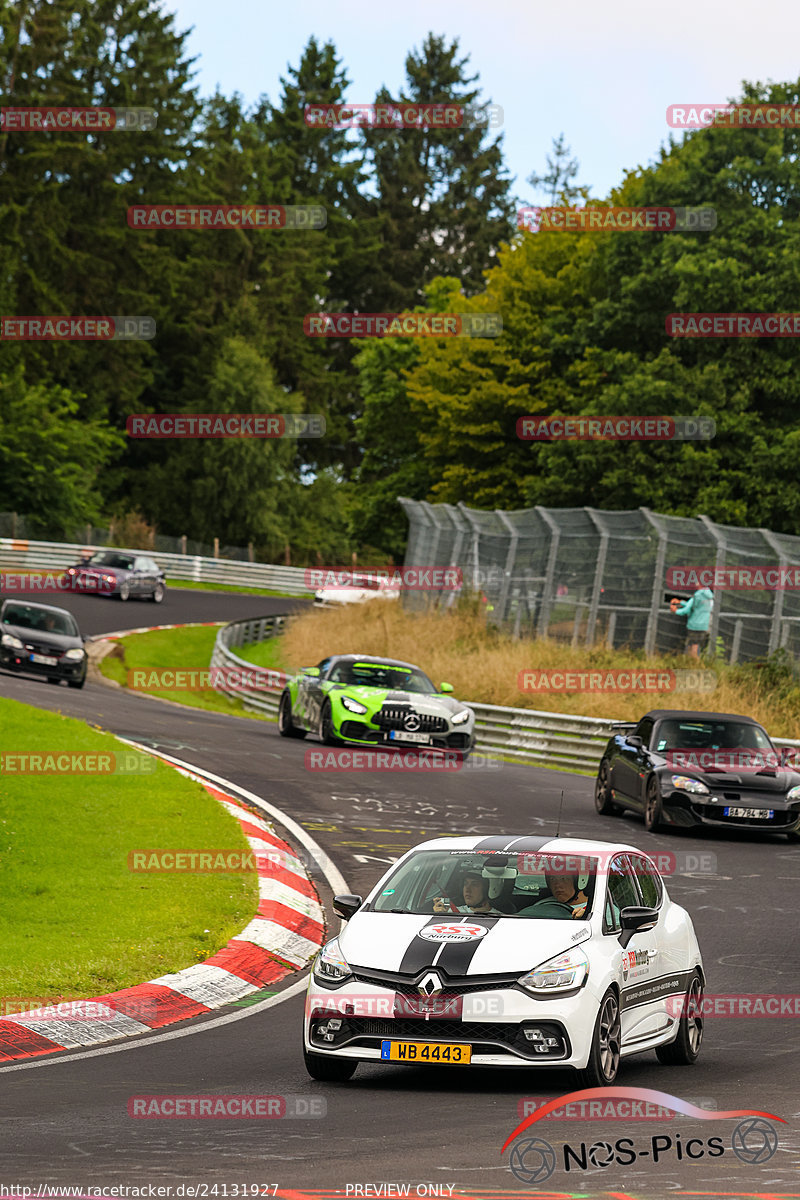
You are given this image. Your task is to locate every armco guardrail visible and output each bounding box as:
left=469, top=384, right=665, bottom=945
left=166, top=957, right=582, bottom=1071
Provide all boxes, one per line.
left=209, top=614, right=800, bottom=772
left=0, top=538, right=315, bottom=595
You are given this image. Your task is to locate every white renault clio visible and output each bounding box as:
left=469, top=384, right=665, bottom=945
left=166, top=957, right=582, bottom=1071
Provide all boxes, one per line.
left=303, top=836, right=704, bottom=1085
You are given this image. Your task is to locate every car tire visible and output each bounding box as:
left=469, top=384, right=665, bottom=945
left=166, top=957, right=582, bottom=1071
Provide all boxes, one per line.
left=643, top=777, right=663, bottom=832
left=594, top=762, right=621, bottom=815
left=318, top=700, right=339, bottom=746
left=656, top=971, right=703, bottom=1066
left=576, top=988, right=621, bottom=1087
left=278, top=691, right=307, bottom=739
left=303, top=1043, right=357, bottom=1082
left=151, top=583, right=165, bottom=603
left=118, top=581, right=130, bottom=602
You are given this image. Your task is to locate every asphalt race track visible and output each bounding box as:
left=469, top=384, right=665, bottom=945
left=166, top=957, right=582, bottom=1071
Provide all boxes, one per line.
left=1, top=588, right=799, bottom=1197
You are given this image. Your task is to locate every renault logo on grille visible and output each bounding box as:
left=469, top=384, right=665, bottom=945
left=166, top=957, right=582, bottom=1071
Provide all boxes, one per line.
left=418, top=971, right=443, bottom=997
left=404, top=712, right=421, bottom=732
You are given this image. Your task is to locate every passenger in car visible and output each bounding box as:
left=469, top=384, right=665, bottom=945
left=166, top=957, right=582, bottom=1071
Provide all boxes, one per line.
left=433, top=870, right=502, bottom=915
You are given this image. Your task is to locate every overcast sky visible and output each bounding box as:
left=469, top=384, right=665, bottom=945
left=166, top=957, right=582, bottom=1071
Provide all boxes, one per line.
left=167, top=0, right=800, bottom=204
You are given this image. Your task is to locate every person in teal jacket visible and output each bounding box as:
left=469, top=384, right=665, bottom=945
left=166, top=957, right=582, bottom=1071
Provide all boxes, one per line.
left=673, top=586, right=714, bottom=657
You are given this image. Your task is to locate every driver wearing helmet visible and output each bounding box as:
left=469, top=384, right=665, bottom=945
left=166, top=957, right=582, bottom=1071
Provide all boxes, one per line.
left=433, top=869, right=502, bottom=915
left=545, top=872, right=589, bottom=918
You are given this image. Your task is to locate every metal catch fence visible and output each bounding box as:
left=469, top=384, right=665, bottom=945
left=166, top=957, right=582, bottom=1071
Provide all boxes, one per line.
left=399, top=500, right=800, bottom=664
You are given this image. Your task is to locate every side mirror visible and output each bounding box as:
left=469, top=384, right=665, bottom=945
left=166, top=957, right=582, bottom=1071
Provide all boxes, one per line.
left=627, top=735, right=643, bottom=750
left=440, top=681, right=454, bottom=694
left=333, top=894, right=362, bottom=921
left=302, top=666, right=321, bottom=677
left=619, top=905, right=659, bottom=947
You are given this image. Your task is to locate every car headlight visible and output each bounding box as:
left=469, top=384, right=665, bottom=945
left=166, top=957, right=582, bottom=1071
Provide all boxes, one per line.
left=787, top=785, right=800, bottom=802
left=103, top=574, right=116, bottom=583
left=341, top=696, right=368, bottom=715
left=451, top=709, right=471, bottom=725
left=671, top=774, right=709, bottom=795
left=519, top=948, right=588, bottom=994
left=66, top=568, right=76, bottom=576
left=313, top=937, right=351, bottom=984
left=64, top=648, right=85, bottom=661
left=1, top=633, right=23, bottom=650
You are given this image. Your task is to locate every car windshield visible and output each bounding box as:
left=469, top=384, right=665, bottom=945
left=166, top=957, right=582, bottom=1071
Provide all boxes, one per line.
left=327, top=661, right=436, bottom=693
left=368, top=850, right=599, bottom=920
left=654, top=719, right=773, bottom=754
left=1, top=605, right=78, bottom=636
left=89, top=552, right=134, bottom=570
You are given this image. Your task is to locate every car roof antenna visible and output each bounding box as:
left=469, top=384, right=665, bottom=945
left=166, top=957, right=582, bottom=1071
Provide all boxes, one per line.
left=555, top=789, right=565, bottom=838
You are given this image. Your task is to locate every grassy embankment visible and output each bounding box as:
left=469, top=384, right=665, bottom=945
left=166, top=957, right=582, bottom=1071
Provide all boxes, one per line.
left=101, top=599, right=800, bottom=739
left=0, top=696, right=258, bottom=998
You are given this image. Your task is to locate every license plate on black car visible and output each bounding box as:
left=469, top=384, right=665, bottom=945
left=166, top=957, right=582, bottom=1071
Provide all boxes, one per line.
left=724, top=806, right=773, bottom=819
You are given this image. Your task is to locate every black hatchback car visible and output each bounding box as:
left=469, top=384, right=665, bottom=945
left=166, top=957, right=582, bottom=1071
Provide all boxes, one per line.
left=64, top=551, right=166, bottom=602
left=0, top=600, right=87, bottom=688
left=594, top=708, right=800, bottom=840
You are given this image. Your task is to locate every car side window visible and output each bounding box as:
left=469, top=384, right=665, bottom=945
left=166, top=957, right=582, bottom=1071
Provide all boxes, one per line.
left=635, top=717, right=654, bottom=748
left=316, top=657, right=332, bottom=676
left=604, top=855, right=639, bottom=933
left=629, top=855, right=662, bottom=909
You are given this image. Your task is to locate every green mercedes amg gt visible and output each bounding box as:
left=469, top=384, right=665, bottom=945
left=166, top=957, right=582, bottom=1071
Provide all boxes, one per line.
left=277, top=654, right=475, bottom=755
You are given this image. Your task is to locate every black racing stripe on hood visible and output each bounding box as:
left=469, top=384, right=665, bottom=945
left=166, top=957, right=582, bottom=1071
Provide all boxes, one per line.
left=435, top=917, right=500, bottom=974
left=474, top=835, right=552, bottom=852
left=397, top=916, right=496, bottom=976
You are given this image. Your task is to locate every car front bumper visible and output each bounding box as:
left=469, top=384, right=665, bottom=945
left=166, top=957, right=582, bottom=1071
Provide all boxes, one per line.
left=336, top=720, right=473, bottom=752
left=304, top=978, right=598, bottom=1070
left=663, top=788, right=800, bottom=832
left=0, top=650, right=86, bottom=682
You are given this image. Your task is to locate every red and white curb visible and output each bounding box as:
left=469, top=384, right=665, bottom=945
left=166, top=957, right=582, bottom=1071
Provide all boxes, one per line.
left=0, top=766, right=327, bottom=1063
left=94, top=621, right=224, bottom=640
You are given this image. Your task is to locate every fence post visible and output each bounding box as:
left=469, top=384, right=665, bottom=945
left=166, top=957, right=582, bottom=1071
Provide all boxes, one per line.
left=180, top=535, right=187, bottom=555
left=585, top=509, right=610, bottom=647
left=213, top=537, right=219, bottom=559
left=535, top=507, right=560, bottom=638
left=11, top=512, right=17, bottom=537
left=495, top=510, right=519, bottom=622
left=641, top=508, right=668, bottom=656
left=761, top=529, right=788, bottom=655
left=248, top=542, right=254, bottom=563
left=607, top=611, right=617, bottom=649
left=730, top=619, right=743, bottom=664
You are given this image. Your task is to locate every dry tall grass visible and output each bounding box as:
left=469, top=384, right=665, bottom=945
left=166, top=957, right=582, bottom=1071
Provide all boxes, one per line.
left=280, top=600, right=800, bottom=738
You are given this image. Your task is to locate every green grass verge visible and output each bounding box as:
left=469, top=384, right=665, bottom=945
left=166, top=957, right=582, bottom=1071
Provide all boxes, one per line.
left=166, top=578, right=308, bottom=598
left=231, top=636, right=288, bottom=673
left=99, top=626, right=271, bottom=720
left=0, top=696, right=258, bottom=999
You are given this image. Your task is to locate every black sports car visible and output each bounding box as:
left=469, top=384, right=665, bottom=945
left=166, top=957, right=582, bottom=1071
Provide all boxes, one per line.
left=0, top=600, right=87, bottom=688
left=594, top=708, right=800, bottom=840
